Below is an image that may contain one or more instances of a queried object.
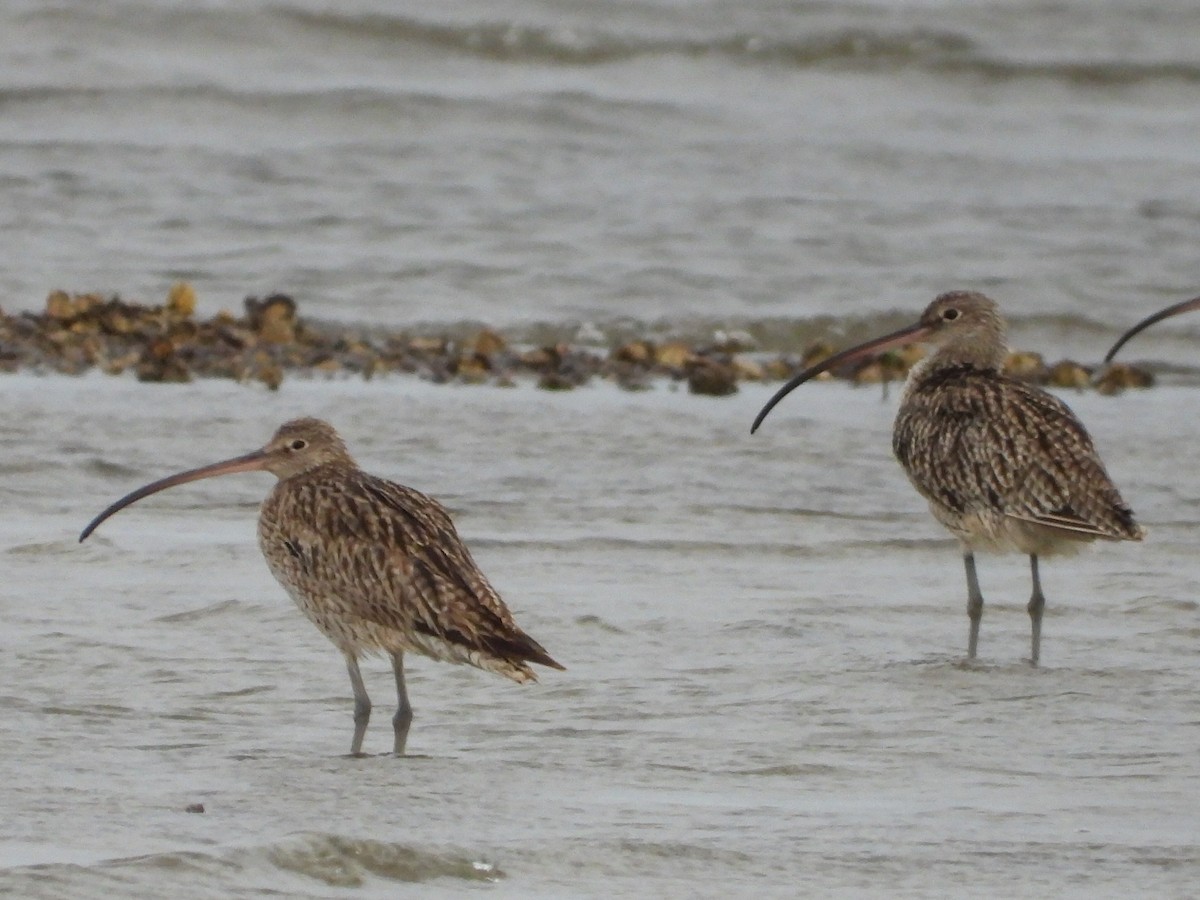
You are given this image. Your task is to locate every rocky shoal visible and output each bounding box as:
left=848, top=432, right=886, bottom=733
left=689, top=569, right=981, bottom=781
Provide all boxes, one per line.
left=0, top=285, right=1154, bottom=396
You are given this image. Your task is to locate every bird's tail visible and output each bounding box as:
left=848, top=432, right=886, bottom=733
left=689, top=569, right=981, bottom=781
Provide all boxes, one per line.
left=489, top=628, right=565, bottom=681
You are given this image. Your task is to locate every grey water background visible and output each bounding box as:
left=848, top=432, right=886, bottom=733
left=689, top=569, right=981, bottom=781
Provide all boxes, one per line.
left=2, top=1, right=1200, bottom=897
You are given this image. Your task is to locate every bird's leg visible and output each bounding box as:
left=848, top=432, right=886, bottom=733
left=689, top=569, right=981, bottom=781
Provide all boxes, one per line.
left=345, top=654, right=371, bottom=756
left=963, top=552, right=984, bottom=659
left=1028, top=555, right=1045, bottom=667
left=390, top=650, right=413, bottom=756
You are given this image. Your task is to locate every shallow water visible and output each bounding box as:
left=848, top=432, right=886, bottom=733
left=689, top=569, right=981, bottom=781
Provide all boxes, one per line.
left=1, top=373, right=1198, bottom=897
left=4, top=0, right=1200, bottom=359
left=4, top=0, right=1200, bottom=896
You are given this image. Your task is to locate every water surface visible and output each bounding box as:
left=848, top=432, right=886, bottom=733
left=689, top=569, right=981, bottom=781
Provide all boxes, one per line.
left=3, top=0, right=1200, bottom=895
left=1, top=374, right=1197, bottom=896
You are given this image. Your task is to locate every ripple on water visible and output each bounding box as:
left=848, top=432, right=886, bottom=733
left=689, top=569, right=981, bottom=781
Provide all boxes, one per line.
left=5, top=541, right=74, bottom=557
left=574, top=614, right=627, bottom=634
left=0, top=836, right=502, bottom=896
left=266, top=834, right=502, bottom=887
left=152, top=599, right=246, bottom=623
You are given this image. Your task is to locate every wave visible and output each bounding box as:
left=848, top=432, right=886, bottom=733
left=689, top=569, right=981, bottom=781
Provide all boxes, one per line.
left=287, top=10, right=978, bottom=67
left=280, top=10, right=1200, bottom=85
left=0, top=833, right=501, bottom=895
left=266, top=834, right=501, bottom=887
left=17, top=3, right=1200, bottom=88
left=0, top=81, right=680, bottom=141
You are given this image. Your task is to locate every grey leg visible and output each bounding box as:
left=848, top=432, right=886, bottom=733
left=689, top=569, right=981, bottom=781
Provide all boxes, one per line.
left=1028, top=555, right=1045, bottom=667
left=963, top=552, right=984, bottom=659
left=390, top=650, right=413, bottom=756
left=346, top=654, right=371, bottom=756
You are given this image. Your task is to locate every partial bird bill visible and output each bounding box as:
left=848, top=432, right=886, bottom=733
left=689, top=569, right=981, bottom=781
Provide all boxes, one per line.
left=79, top=449, right=271, bottom=542
left=1104, top=294, right=1200, bottom=364
left=751, top=319, right=929, bottom=433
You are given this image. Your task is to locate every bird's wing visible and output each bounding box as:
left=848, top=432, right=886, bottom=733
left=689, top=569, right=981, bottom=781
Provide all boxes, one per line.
left=895, top=370, right=1141, bottom=541
left=283, top=471, right=561, bottom=668
left=992, top=380, right=1141, bottom=540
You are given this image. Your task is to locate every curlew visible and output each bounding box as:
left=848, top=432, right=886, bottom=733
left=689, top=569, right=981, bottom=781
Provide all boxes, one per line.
left=79, top=417, right=563, bottom=755
left=752, top=291, right=1143, bottom=664
left=1104, top=294, right=1200, bottom=364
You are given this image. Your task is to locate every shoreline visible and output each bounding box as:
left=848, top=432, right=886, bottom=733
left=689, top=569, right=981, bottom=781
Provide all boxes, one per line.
left=0, top=286, right=1157, bottom=395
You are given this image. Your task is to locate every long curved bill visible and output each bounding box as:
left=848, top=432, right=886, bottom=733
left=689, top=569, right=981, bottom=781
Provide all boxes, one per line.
left=1104, top=295, right=1200, bottom=364
left=79, top=449, right=270, bottom=542
left=751, top=320, right=930, bottom=433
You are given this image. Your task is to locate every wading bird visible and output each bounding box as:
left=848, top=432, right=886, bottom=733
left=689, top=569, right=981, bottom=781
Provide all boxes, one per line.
left=80, top=418, right=563, bottom=755
left=752, top=291, right=1143, bottom=664
left=1104, top=294, right=1200, bottom=364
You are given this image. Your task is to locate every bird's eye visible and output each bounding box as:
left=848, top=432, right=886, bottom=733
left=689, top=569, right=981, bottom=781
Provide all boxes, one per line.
left=289, top=439, right=308, bottom=451
left=942, top=308, right=960, bottom=321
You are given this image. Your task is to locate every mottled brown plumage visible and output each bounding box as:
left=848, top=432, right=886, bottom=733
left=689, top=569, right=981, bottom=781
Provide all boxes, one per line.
left=753, top=291, right=1143, bottom=664
left=80, top=418, right=563, bottom=755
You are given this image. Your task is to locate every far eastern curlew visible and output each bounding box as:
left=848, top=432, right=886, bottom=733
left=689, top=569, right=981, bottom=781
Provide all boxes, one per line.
left=1104, top=294, right=1200, bottom=364
left=79, top=418, right=563, bottom=755
left=752, top=291, right=1144, bottom=665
